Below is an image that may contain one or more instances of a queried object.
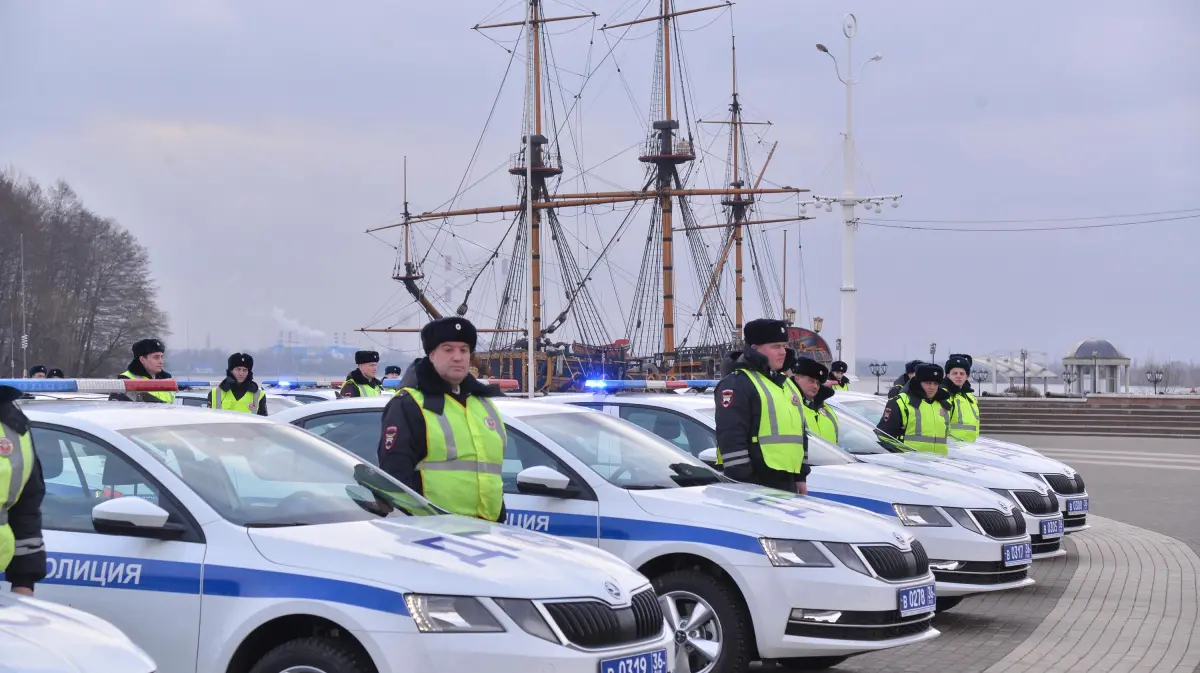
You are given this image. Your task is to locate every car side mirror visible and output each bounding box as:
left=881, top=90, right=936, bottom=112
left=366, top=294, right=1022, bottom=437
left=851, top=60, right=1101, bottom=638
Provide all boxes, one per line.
left=92, top=497, right=186, bottom=540
left=516, top=466, right=580, bottom=498
left=698, top=448, right=722, bottom=471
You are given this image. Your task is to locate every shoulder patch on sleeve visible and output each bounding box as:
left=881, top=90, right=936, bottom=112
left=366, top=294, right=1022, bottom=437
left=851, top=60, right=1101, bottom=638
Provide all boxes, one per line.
left=721, top=389, right=734, bottom=408
left=383, top=425, right=398, bottom=451
left=882, top=407, right=892, bottom=422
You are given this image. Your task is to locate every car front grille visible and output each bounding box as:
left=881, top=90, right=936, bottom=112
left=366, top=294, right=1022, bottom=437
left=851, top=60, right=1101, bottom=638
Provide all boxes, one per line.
left=971, top=509, right=1028, bottom=538
left=542, top=589, right=663, bottom=648
left=1013, top=490, right=1059, bottom=515
left=858, top=540, right=930, bottom=581
left=1043, top=472, right=1085, bottom=495
left=1031, top=534, right=1061, bottom=555
left=1064, top=513, right=1088, bottom=529
left=934, top=562, right=1030, bottom=586
left=785, top=610, right=935, bottom=641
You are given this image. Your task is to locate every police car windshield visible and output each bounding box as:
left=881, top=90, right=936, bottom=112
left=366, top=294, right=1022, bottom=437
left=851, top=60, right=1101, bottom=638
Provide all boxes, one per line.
left=833, top=412, right=911, bottom=455
left=518, top=412, right=722, bottom=489
left=837, top=398, right=885, bottom=424
left=803, top=435, right=859, bottom=466
left=121, top=422, right=441, bottom=526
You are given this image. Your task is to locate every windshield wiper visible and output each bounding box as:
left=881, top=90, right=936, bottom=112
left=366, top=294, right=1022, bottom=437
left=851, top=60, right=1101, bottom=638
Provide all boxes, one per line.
left=623, top=484, right=671, bottom=490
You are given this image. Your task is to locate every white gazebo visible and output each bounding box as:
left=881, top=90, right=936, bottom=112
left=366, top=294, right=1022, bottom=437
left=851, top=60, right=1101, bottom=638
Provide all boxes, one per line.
left=1062, top=338, right=1130, bottom=394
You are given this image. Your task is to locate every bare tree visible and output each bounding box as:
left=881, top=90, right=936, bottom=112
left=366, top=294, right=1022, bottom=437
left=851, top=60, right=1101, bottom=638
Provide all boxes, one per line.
left=0, top=171, right=169, bottom=377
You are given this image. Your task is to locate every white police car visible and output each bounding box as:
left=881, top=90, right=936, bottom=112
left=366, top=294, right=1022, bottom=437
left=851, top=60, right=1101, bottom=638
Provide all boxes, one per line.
left=274, top=396, right=943, bottom=672
left=819, top=403, right=1066, bottom=559
left=173, top=389, right=303, bottom=413
left=4, top=379, right=675, bottom=673
left=544, top=390, right=1038, bottom=610
left=831, top=392, right=1091, bottom=533
left=0, top=590, right=157, bottom=673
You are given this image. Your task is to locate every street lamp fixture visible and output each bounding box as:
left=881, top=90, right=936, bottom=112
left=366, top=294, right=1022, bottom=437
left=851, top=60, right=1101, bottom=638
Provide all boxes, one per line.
left=1146, top=369, right=1164, bottom=395
left=813, top=317, right=824, bottom=334
left=869, top=361, right=888, bottom=395
left=785, top=307, right=796, bottom=326
left=929, top=342, right=937, bottom=361
left=1019, top=348, right=1028, bottom=392
left=1061, top=369, right=1078, bottom=395
left=836, top=338, right=843, bottom=362
left=970, top=369, right=989, bottom=388
left=1091, top=350, right=1100, bottom=395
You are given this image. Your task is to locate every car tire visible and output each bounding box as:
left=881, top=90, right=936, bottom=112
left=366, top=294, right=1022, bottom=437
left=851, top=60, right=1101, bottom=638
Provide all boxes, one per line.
left=249, top=636, right=374, bottom=673
left=936, top=596, right=964, bottom=612
left=772, top=655, right=850, bottom=670
left=653, top=569, right=753, bottom=673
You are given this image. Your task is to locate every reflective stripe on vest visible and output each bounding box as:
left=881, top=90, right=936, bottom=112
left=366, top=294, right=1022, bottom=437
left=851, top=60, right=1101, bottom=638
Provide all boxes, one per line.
left=833, top=380, right=849, bottom=391
left=211, top=386, right=263, bottom=413
left=718, top=371, right=805, bottom=474
left=949, top=392, right=980, bottom=442
left=1, top=424, right=37, bottom=570
left=120, top=371, right=176, bottom=404
left=897, top=393, right=949, bottom=455
left=406, top=388, right=506, bottom=521
left=804, top=403, right=839, bottom=444
left=349, top=381, right=382, bottom=397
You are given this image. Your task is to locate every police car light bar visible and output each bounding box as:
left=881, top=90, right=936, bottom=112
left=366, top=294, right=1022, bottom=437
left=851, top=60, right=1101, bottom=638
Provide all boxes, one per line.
left=0, top=378, right=225, bottom=394
left=583, top=379, right=719, bottom=390
left=263, top=378, right=522, bottom=391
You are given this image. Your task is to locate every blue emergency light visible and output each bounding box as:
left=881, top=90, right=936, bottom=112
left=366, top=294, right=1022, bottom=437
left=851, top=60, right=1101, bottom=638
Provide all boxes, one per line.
left=583, top=379, right=718, bottom=390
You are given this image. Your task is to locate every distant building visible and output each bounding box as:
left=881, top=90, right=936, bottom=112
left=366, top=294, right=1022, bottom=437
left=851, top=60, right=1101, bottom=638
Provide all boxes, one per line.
left=1063, top=338, right=1130, bottom=394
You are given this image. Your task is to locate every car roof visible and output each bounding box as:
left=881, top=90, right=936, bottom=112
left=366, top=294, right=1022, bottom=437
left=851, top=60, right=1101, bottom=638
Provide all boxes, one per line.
left=274, top=395, right=595, bottom=419
left=549, top=391, right=712, bottom=412
left=23, top=400, right=276, bottom=430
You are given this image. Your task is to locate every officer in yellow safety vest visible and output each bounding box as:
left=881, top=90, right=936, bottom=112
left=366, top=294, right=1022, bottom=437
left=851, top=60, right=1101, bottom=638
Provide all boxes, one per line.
left=113, top=338, right=176, bottom=404
left=876, top=363, right=952, bottom=455
left=0, top=384, right=47, bottom=595
left=791, top=354, right=840, bottom=444
left=340, top=351, right=383, bottom=398
left=887, top=360, right=923, bottom=400
left=380, top=365, right=402, bottom=395
left=825, top=361, right=851, bottom=392
left=209, top=353, right=267, bottom=416
left=376, top=317, right=508, bottom=522
left=713, top=319, right=810, bottom=494
left=941, top=354, right=980, bottom=442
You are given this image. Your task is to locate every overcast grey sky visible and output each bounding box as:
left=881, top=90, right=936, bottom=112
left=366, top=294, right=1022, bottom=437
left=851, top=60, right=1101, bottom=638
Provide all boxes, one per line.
left=3, top=0, right=1198, bottom=366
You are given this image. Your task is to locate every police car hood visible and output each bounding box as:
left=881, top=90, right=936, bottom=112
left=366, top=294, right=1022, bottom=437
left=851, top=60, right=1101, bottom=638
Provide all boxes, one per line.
left=248, top=515, right=648, bottom=602
left=0, top=592, right=155, bottom=673
left=949, top=440, right=1077, bottom=476
left=628, top=482, right=908, bottom=544
left=855, top=452, right=1054, bottom=491
left=809, top=462, right=1009, bottom=510
left=972, top=436, right=1046, bottom=456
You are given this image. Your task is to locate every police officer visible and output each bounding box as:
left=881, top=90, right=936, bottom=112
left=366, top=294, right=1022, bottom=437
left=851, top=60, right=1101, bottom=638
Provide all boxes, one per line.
left=379, top=365, right=403, bottom=396
left=876, top=362, right=952, bottom=455
left=714, top=319, right=809, bottom=494
left=792, top=354, right=839, bottom=444
left=376, top=317, right=508, bottom=522
left=0, top=384, right=47, bottom=595
left=114, top=338, right=175, bottom=403
left=340, top=351, right=383, bottom=397
left=826, top=361, right=850, bottom=391
left=46, top=369, right=64, bottom=379
left=942, top=354, right=980, bottom=442
left=209, top=353, right=267, bottom=416
left=887, top=359, right=924, bottom=399
left=27, top=366, right=47, bottom=380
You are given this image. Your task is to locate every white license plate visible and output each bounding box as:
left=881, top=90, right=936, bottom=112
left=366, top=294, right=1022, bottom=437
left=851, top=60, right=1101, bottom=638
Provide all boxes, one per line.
left=898, top=583, right=936, bottom=617
left=1040, top=518, right=1064, bottom=539
left=600, top=649, right=669, bottom=673
left=1002, top=541, right=1033, bottom=566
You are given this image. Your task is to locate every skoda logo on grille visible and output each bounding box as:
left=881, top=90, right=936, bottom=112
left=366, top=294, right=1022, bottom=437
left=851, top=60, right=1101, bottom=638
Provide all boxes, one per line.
left=998, top=501, right=1012, bottom=515
left=893, top=532, right=910, bottom=549
left=604, top=581, right=621, bottom=600
left=1064, top=468, right=1076, bottom=478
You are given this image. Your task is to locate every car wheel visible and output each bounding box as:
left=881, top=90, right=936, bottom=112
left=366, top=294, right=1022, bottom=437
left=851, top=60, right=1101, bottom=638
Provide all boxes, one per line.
left=653, top=569, right=753, bottom=673
left=771, top=655, right=850, bottom=670
left=248, top=636, right=374, bottom=673
left=936, top=596, right=964, bottom=612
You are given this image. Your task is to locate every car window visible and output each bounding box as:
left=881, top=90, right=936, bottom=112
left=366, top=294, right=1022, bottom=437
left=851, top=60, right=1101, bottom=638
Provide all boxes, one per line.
left=266, top=396, right=302, bottom=412
left=834, top=411, right=911, bottom=455
left=299, top=411, right=381, bottom=463
left=121, top=422, right=440, bottom=526
left=501, top=430, right=585, bottom=496
left=518, top=411, right=720, bottom=490
left=179, top=396, right=209, bottom=408
left=839, top=398, right=885, bottom=424
left=31, top=427, right=168, bottom=533
left=805, top=434, right=860, bottom=466
left=617, top=405, right=716, bottom=457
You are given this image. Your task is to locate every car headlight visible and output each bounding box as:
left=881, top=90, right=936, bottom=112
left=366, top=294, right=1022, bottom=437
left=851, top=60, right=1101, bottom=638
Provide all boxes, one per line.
left=944, top=507, right=981, bottom=534
left=990, top=488, right=1020, bottom=508
left=760, top=539, right=834, bottom=567
left=493, top=598, right=559, bottom=643
left=404, top=594, right=505, bottom=633
left=822, top=542, right=871, bottom=576
left=892, top=504, right=951, bottom=527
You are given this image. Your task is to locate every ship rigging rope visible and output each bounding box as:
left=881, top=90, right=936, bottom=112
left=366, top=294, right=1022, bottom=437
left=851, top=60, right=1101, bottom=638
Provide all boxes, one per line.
left=859, top=212, right=1200, bottom=233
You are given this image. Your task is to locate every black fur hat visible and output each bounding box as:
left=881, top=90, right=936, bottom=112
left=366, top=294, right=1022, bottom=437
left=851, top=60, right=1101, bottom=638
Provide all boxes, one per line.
left=944, top=355, right=971, bottom=374
left=228, top=353, right=254, bottom=371
left=914, top=363, right=944, bottom=384
left=133, top=338, right=165, bottom=358
left=47, top=368, right=64, bottom=378
left=28, top=365, right=46, bottom=376
left=355, top=350, right=381, bottom=365
left=420, top=317, right=478, bottom=354
left=793, top=356, right=829, bottom=382
left=744, top=318, right=789, bottom=347
left=384, top=365, right=402, bottom=376
left=830, top=360, right=848, bottom=374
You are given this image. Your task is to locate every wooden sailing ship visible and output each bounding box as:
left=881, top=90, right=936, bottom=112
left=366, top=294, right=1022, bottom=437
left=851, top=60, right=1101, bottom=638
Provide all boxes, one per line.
left=362, top=1, right=815, bottom=391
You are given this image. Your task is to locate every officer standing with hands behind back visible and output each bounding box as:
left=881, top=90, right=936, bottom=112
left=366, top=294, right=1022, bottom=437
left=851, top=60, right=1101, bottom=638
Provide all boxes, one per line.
left=376, top=317, right=509, bottom=522
left=340, top=351, right=383, bottom=398
left=714, top=319, right=810, bottom=494
left=0, top=384, right=47, bottom=595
